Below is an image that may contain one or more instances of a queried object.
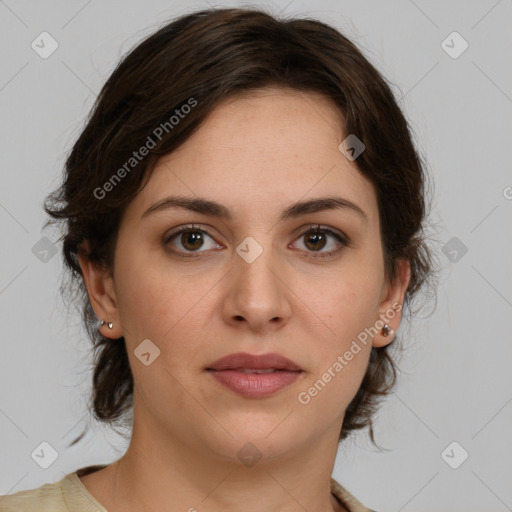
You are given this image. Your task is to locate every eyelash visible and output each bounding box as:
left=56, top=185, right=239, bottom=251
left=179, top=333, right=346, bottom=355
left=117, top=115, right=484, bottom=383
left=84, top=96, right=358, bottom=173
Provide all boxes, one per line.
left=164, top=223, right=349, bottom=259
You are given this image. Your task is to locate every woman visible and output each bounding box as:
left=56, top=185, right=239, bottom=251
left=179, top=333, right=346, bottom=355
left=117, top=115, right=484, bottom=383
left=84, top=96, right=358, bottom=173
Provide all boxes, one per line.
left=0, top=7, right=433, bottom=511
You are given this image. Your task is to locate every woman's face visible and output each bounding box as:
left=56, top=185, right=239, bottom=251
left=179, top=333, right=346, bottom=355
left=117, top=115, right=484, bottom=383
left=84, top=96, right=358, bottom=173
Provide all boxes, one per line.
left=83, top=87, right=409, bottom=463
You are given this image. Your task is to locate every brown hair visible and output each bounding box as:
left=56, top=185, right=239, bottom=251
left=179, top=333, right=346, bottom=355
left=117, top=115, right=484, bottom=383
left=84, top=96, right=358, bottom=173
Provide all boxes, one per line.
left=44, top=7, right=436, bottom=448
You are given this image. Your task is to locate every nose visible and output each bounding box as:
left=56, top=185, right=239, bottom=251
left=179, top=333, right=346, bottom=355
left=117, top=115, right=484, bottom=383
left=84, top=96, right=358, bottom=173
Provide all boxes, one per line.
left=221, top=240, right=292, bottom=333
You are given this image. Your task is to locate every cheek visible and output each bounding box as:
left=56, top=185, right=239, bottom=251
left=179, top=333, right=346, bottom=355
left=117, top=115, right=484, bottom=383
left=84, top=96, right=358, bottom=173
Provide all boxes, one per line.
left=326, top=264, right=384, bottom=342
left=113, top=245, right=218, bottom=358
left=298, top=299, right=374, bottom=418
left=298, top=259, right=383, bottom=410
left=111, top=241, right=175, bottom=351
left=296, top=323, right=372, bottom=421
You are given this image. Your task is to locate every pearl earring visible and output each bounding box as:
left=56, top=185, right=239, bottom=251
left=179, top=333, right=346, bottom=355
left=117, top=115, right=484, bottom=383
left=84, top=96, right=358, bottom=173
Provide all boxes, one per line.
left=381, top=324, right=393, bottom=337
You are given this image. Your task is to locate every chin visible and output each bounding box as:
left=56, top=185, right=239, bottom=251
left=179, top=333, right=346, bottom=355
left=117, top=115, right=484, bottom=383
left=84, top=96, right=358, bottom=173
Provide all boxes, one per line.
left=202, top=417, right=309, bottom=463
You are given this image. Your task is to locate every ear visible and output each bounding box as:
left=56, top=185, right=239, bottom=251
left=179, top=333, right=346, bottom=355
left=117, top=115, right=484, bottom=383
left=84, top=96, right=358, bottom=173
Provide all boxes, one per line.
left=372, top=258, right=411, bottom=348
left=77, top=240, right=123, bottom=339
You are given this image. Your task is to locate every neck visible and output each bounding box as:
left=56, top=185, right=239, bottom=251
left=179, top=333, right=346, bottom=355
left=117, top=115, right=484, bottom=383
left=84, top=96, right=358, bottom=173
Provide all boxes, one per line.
left=81, top=396, right=348, bottom=511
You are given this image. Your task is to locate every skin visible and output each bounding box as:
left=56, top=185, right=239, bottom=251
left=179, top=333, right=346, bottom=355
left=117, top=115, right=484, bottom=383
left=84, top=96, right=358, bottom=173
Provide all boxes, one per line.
left=78, top=87, right=410, bottom=512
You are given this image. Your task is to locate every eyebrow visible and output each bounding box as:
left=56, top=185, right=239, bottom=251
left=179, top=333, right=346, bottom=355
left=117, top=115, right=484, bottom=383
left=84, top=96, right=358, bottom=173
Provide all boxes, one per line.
left=141, top=195, right=368, bottom=224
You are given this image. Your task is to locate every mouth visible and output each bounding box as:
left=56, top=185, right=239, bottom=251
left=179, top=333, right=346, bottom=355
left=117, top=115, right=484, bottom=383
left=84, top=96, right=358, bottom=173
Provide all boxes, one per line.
left=205, top=352, right=304, bottom=398
left=223, top=368, right=289, bottom=374
left=206, top=352, right=303, bottom=372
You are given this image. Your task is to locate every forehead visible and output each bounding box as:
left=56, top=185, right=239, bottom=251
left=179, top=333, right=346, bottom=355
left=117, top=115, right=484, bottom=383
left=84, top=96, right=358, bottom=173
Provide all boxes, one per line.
left=125, top=87, right=379, bottom=228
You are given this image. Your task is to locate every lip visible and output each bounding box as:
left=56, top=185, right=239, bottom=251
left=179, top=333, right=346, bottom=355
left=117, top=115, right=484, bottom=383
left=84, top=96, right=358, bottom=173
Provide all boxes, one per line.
left=206, top=352, right=302, bottom=371
left=205, top=352, right=303, bottom=398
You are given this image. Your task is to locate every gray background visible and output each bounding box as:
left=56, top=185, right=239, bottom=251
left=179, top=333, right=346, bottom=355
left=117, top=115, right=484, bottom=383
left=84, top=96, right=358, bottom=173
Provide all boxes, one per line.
left=1, top=1, right=511, bottom=511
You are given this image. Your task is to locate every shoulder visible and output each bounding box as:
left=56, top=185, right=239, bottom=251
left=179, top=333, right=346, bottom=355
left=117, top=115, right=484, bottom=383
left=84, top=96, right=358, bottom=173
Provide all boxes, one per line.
left=330, top=477, right=378, bottom=512
left=0, top=476, right=69, bottom=512
left=0, top=466, right=108, bottom=512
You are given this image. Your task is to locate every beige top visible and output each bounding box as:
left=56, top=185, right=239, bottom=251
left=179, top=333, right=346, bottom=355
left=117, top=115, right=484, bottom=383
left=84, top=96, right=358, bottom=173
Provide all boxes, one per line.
left=0, top=465, right=376, bottom=511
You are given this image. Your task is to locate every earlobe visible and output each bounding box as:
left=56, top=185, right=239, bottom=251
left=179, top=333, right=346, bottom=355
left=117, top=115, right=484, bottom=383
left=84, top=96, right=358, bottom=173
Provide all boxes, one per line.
left=372, top=258, right=411, bottom=348
left=77, top=240, right=123, bottom=339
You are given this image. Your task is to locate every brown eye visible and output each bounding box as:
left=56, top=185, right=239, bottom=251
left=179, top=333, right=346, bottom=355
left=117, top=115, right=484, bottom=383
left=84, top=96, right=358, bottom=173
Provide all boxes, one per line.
left=165, top=225, right=221, bottom=256
left=293, top=225, right=349, bottom=258
left=304, top=230, right=328, bottom=251
left=179, top=230, right=204, bottom=251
